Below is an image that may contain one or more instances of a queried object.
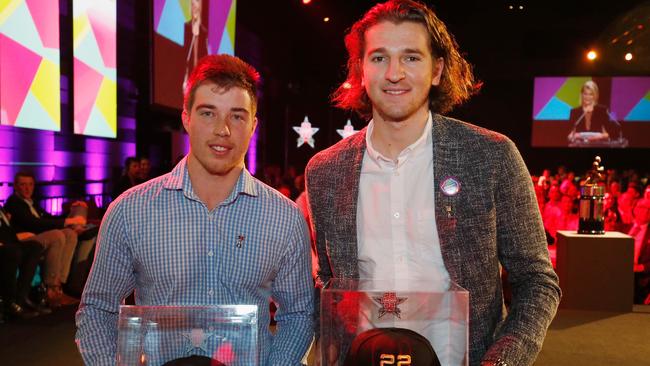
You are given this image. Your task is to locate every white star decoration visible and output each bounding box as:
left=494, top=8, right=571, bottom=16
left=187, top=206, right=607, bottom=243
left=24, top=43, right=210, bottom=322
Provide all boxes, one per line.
left=183, top=328, right=213, bottom=354
left=293, top=116, right=319, bottom=148
left=337, top=119, right=358, bottom=139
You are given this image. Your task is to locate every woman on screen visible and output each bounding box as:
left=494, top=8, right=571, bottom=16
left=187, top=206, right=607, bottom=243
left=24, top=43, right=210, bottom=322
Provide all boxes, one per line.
left=182, top=0, right=209, bottom=91
left=567, top=80, right=613, bottom=143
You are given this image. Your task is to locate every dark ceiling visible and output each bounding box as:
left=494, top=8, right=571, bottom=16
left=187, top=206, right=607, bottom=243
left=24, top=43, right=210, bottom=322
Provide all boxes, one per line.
left=134, top=0, right=650, bottom=173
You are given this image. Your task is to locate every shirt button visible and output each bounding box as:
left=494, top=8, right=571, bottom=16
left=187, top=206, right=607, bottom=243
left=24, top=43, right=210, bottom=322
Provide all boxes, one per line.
left=207, top=289, right=214, bottom=296
left=394, top=212, right=400, bottom=219
left=207, top=250, right=214, bottom=257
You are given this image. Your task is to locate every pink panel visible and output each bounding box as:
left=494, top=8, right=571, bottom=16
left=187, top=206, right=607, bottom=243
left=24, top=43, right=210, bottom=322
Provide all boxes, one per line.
left=208, top=0, right=234, bottom=53
left=0, top=35, right=42, bottom=125
left=25, top=0, right=60, bottom=49
left=87, top=4, right=116, bottom=69
left=73, top=58, right=103, bottom=133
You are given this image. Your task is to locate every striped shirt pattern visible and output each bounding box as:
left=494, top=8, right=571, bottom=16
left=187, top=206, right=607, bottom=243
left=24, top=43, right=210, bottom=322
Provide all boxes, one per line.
left=76, top=157, right=314, bottom=366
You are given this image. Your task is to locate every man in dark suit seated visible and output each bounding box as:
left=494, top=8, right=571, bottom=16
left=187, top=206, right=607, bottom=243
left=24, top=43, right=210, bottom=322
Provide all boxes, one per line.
left=3, top=171, right=85, bottom=306
left=112, top=156, right=141, bottom=200
left=0, top=206, right=49, bottom=318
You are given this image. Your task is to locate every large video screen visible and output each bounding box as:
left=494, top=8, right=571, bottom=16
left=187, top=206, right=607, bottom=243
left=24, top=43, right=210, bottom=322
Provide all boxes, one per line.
left=73, top=0, right=117, bottom=138
left=0, top=0, right=60, bottom=131
left=532, top=76, right=650, bottom=148
left=152, top=0, right=237, bottom=109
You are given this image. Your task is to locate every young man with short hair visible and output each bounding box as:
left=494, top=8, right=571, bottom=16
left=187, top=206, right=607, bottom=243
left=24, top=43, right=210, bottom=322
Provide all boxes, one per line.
left=76, top=55, right=313, bottom=366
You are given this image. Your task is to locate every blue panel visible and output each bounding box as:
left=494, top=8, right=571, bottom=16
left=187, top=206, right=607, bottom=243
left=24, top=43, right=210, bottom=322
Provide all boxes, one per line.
left=1, top=1, right=43, bottom=55
left=535, top=96, right=572, bottom=121
left=83, top=104, right=115, bottom=137
left=625, top=99, right=650, bottom=122
left=217, top=29, right=234, bottom=55
left=156, top=0, right=185, bottom=46
left=15, top=91, right=59, bottom=131
left=75, top=27, right=105, bottom=73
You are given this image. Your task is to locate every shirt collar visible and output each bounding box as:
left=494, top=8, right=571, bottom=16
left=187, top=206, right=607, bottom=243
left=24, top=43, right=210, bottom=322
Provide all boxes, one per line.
left=19, top=196, right=40, bottom=218
left=365, top=112, right=433, bottom=166
left=163, top=155, right=258, bottom=204
left=0, top=208, right=9, bottom=226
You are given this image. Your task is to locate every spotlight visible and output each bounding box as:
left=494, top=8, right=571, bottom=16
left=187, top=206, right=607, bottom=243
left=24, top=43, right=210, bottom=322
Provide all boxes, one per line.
left=625, top=52, right=633, bottom=61
left=323, top=17, right=330, bottom=22
left=302, top=0, right=311, bottom=4
left=586, top=50, right=597, bottom=61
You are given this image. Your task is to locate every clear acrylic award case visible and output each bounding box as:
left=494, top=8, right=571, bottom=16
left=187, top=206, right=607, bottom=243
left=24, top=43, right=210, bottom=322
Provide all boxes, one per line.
left=321, top=279, right=469, bottom=366
left=117, top=305, right=258, bottom=366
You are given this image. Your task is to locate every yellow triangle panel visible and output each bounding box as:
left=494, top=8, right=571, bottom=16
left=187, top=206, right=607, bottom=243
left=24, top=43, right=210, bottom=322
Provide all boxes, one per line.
left=30, top=58, right=60, bottom=124
left=95, top=76, right=116, bottom=135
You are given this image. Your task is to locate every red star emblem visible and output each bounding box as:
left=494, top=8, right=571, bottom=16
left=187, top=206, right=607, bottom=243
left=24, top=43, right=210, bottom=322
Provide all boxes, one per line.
left=373, top=292, right=407, bottom=319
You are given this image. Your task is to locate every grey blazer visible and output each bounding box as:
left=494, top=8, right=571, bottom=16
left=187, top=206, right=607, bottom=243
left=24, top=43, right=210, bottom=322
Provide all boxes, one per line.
left=305, top=114, right=560, bottom=366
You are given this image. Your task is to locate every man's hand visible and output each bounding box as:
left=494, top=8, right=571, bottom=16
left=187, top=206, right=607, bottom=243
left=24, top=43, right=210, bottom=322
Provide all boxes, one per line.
left=64, top=215, right=86, bottom=227
left=71, top=201, right=88, bottom=208
left=16, top=232, right=35, bottom=241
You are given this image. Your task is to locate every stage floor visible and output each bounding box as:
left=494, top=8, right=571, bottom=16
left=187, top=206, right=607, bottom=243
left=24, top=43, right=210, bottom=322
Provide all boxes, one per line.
left=536, top=305, right=650, bottom=365
left=1, top=305, right=648, bottom=365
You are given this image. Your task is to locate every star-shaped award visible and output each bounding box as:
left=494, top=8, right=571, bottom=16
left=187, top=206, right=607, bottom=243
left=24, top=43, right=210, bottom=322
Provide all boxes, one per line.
left=373, top=292, right=407, bottom=319
left=293, top=116, right=319, bottom=148
left=183, top=328, right=214, bottom=354
left=336, top=119, right=358, bottom=139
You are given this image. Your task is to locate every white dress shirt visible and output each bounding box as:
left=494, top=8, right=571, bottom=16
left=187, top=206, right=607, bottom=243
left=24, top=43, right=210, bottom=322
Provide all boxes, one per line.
left=356, top=113, right=464, bottom=365
left=357, top=113, right=450, bottom=288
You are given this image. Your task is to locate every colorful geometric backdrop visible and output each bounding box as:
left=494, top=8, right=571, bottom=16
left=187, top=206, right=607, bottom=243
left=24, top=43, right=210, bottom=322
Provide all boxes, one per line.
left=73, top=0, right=117, bottom=138
left=154, top=0, right=236, bottom=55
left=610, top=77, right=650, bottom=122
left=534, top=76, right=650, bottom=122
left=533, top=77, right=591, bottom=121
left=0, top=0, right=60, bottom=131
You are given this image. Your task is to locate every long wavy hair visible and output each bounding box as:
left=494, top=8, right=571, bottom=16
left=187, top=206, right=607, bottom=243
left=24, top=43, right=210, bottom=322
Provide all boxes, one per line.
left=332, top=0, right=479, bottom=119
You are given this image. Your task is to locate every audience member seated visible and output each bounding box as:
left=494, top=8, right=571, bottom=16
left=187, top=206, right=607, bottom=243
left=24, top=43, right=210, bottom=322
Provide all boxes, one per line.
left=608, top=180, right=621, bottom=201
left=603, top=192, right=622, bottom=232
left=560, top=171, right=576, bottom=195
left=112, top=156, right=140, bottom=200
left=537, top=169, right=551, bottom=191
left=546, top=194, right=579, bottom=241
left=535, top=185, right=555, bottom=245
left=3, top=171, right=84, bottom=307
left=137, top=156, right=152, bottom=184
left=61, top=201, right=99, bottom=297
left=629, top=198, right=650, bottom=304
left=0, top=206, right=49, bottom=319
left=542, top=185, right=562, bottom=236
left=619, top=183, right=642, bottom=229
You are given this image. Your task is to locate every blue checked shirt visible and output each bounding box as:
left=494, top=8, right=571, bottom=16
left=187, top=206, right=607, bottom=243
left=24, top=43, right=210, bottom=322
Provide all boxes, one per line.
left=76, top=158, right=314, bottom=366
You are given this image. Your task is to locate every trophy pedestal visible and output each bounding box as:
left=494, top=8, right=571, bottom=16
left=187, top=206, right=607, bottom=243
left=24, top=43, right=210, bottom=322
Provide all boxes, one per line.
left=556, top=231, right=634, bottom=312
